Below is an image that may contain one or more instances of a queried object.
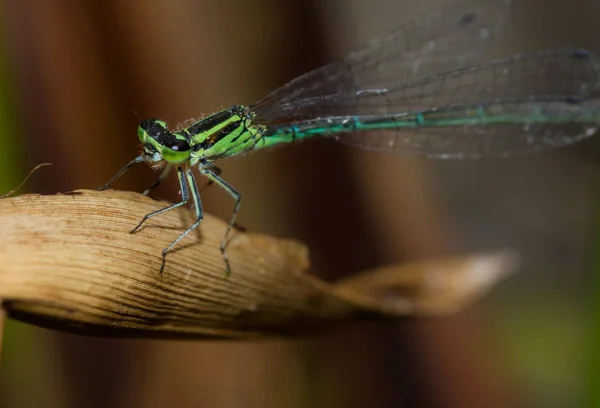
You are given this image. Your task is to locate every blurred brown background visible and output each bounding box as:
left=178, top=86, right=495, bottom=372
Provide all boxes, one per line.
left=1, top=0, right=599, bottom=407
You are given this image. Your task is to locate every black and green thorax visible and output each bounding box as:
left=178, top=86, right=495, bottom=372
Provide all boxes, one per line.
left=137, top=105, right=266, bottom=167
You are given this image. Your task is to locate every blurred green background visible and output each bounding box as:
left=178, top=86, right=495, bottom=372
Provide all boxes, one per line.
left=1, top=0, right=599, bottom=407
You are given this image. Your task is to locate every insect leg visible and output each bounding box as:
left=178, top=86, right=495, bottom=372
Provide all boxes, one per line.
left=99, top=156, right=144, bottom=190
left=198, top=165, right=221, bottom=194
left=197, top=165, right=246, bottom=232
left=200, top=167, right=241, bottom=277
left=130, top=167, right=188, bottom=234
left=159, top=169, right=204, bottom=275
left=142, top=165, right=172, bottom=196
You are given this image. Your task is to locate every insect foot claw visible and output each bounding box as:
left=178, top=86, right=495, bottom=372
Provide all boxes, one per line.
left=130, top=219, right=147, bottom=234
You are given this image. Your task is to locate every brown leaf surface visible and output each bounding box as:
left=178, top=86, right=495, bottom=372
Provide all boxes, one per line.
left=0, top=190, right=518, bottom=339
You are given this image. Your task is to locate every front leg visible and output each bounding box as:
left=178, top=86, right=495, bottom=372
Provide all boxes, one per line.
left=130, top=167, right=189, bottom=234
left=142, top=165, right=172, bottom=196
left=99, top=156, right=144, bottom=190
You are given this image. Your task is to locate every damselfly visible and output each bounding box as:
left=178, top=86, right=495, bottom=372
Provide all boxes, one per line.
left=101, top=0, right=600, bottom=276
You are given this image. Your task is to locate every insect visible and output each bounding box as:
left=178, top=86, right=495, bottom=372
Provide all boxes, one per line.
left=100, top=0, right=600, bottom=276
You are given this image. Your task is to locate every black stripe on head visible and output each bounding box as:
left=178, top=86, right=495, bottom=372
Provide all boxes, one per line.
left=140, top=119, right=164, bottom=136
left=141, top=119, right=190, bottom=151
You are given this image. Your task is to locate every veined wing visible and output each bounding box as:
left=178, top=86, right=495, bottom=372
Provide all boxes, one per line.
left=254, top=49, right=600, bottom=120
left=252, top=0, right=511, bottom=120
left=263, top=98, right=600, bottom=158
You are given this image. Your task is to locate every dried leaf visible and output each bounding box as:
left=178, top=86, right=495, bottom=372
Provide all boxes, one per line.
left=0, top=190, right=518, bottom=339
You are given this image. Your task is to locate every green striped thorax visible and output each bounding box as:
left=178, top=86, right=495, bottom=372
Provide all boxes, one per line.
left=138, top=119, right=192, bottom=165
left=137, top=106, right=267, bottom=168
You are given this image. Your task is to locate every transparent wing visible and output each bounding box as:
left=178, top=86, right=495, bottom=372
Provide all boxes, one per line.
left=252, top=0, right=511, bottom=120
left=335, top=100, right=600, bottom=158
left=258, top=49, right=600, bottom=158
left=255, top=49, right=600, bottom=120
left=263, top=99, right=600, bottom=158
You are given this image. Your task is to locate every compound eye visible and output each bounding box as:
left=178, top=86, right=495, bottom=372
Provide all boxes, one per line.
left=168, top=139, right=191, bottom=152
left=140, top=119, right=157, bottom=131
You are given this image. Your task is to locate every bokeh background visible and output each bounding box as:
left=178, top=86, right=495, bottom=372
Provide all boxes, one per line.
left=1, top=0, right=599, bottom=407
